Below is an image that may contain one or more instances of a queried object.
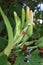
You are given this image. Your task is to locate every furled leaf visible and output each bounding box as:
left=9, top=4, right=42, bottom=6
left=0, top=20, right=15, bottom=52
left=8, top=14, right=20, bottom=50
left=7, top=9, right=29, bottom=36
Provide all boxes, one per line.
left=0, top=7, right=14, bottom=56
left=14, top=11, right=21, bottom=42
left=14, top=25, right=28, bottom=45
left=21, top=7, right=33, bottom=42
left=26, top=6, right=33, bottom=36
left=21, top=7, right=25, bottom=29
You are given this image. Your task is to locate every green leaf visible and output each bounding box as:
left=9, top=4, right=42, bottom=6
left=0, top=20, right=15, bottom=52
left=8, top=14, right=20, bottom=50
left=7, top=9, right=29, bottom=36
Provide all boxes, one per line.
left=0, top=54, right=10, bottom=65
left=29, top=49, right=43, bottom=65
left=21, top=7, right=33, bottom=42
left=26, top=7, right=30, bottom=26
left=21, top=34, right=29, bottom=42
left=14, top=25, right=28, bottom=44
left=19, top=40, right=36, bottom=48
left=26, top=7, right=33, bottom=36
left=21, top=7, right=25, bottom=29
left=14, top=49, right=43, bottom=65
left=14, top=55, right=29, bottom=65
left=36, top=37, right=43, bottom=47
left=14, top=11, right=21, bottom=42
left=0, top=7, right=14, bottom=56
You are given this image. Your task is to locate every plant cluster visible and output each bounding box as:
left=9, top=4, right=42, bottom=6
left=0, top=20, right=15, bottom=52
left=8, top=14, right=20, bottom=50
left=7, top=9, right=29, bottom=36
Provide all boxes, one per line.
left=0, top=6, right=43, bottom=65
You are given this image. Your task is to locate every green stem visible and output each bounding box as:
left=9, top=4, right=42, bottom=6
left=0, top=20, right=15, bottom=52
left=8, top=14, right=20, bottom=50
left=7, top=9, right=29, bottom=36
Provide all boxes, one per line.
left=27, top=46, right=38, bottom=49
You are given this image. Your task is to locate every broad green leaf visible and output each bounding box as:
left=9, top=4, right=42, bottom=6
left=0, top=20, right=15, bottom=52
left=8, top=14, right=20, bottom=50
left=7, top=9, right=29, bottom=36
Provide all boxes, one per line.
left=0, top=7, right=14, bottom=56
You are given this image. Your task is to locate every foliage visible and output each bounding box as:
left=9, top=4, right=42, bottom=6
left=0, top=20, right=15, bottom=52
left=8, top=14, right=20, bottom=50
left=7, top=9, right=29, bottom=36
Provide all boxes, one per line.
left=0, top=0, right=43, bottom=65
